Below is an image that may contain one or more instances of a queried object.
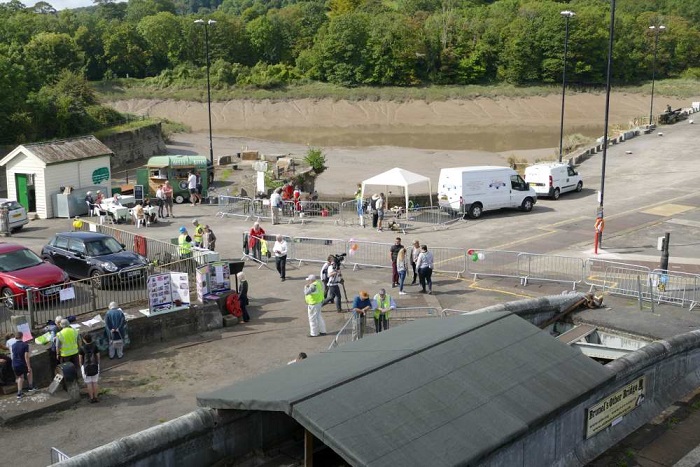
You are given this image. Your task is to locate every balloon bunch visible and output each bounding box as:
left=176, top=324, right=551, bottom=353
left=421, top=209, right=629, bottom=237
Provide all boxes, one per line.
left=349, top=239, right=359, bottom=256
left=467, top=249, right=485, bottom=262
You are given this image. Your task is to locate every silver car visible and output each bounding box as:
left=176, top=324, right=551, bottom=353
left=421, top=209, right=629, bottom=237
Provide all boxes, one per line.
left=0, top=199, right=29, bottom=232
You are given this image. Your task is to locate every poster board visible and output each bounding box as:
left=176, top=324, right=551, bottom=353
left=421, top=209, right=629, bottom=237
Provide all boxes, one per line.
left=585, top=376, right=646, bottom=439
left=196, top=261, right=232, bottom=303
left=134, top=185, right=145, bottom=204
left=145, top=272, right=191, bottom=316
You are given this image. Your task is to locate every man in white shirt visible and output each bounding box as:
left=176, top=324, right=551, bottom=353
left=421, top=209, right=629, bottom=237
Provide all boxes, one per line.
left=187, top=171, right=199, bottom=206
left=270, top=188, right=282, bottom=225
left=273, top=235, right=288, bottom=281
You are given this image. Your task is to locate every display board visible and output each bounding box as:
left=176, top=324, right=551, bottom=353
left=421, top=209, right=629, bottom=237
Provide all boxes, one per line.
left=196, top=261, right=232, bottom=303
left=146, top=272, right=191, bottom=316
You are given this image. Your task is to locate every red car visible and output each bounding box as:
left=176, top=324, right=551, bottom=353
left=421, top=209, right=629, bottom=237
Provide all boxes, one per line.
left=0, top=243, right=69, bottom=310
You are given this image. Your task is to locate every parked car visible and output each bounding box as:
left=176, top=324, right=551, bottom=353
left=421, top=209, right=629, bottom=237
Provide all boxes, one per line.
left=524, top=162, right=583, bottom=200
left=0, top=198, right=29, bottom=232
left=0, top=243, right=69, bottom=310
left=41, top=232, right=149, bottom=289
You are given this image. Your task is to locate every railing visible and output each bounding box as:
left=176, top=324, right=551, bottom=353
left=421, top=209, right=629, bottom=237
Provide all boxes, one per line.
left=648, top=269, right=700, bottom=310
left=466, top=249, right=521, bottom=280
left=328, top=307, right=444, bottom=350
left=293, top=236, right=347, bottom=266
left=519, top=253, right=585, bottom=290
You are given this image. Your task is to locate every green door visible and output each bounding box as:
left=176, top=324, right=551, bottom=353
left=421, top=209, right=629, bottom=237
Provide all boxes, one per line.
left=15, top=174, right=29, bottom=211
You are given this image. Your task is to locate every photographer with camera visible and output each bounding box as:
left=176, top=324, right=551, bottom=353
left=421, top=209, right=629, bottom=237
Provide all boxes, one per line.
left=322, top=254, right=345, bottom=312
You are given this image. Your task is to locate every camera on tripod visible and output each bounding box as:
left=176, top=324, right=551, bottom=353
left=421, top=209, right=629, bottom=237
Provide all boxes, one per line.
left=332, top=253, right=347, bottom=267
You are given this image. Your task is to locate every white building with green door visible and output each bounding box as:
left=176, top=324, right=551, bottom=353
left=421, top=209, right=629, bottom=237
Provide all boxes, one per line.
left=0, top=136, right=113, bottom=219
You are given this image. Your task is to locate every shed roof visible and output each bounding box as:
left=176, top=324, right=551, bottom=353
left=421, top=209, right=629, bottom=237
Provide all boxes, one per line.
left=147, top=155, right=208, bottom=168
left=0, top=136, right=112, bottom=167
left=198, top=312, right=614, bottom=466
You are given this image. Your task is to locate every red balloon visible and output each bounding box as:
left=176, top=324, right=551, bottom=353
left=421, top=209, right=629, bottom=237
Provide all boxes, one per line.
left=467, top=249, right=475, bottom=256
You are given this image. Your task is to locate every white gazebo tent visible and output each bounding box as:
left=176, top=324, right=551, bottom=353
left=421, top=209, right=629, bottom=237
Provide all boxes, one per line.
left=360, top=167, right=433, bottom=215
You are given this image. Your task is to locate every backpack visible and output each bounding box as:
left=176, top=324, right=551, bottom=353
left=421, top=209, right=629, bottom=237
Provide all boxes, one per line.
left=83, top=345, right=99, bottom=376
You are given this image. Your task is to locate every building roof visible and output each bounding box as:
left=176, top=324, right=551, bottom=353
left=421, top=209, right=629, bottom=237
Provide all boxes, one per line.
left=198, top=311, right=614, bottom=466
left=0, top=136, right=113, bottom=167
left=147, top=155, right=208, bottom=168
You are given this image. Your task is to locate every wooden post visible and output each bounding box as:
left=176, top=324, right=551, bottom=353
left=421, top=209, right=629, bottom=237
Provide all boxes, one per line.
left=304, top=429, right=314, bottom=467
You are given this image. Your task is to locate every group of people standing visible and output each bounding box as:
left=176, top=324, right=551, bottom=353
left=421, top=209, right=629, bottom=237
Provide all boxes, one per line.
left=390, top=237, right=435, bottom=295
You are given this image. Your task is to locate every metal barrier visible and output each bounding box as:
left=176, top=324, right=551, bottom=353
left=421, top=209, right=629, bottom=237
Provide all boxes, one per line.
left=339, top=200, right=369, bottom=227
left=328, top=313, right=356, bottom=350
left=216, top=196, right=262, bottom=221
left=649, top=269, right=700, bottom=310
left=293, top=236, right=347, bottom=266
left=346, top=240, right=392, bottom=269
left=430, top=246, right=466, bottom=277
left=406, top=206, right=463, bottom=230
left=466, top=250, right=521, bottom=280
left=292, top=200, right=344, bottom=226
left=518, top=253, right=585, bottom=289
left=585, top=259, right=651, bottom=295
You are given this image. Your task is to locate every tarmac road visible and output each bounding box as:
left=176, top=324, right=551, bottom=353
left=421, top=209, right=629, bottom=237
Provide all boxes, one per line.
left=1, top=120, right=699, bottom=466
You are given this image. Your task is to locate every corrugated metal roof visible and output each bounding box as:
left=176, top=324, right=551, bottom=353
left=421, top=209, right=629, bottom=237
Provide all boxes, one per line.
left=22, top=136, right=112, bottom=165
left=198, top=312, right=614, bottom=466
left=147, top=155, right=208, bottom=168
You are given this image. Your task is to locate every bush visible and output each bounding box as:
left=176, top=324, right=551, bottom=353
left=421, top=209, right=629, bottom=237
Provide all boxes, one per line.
left=304, top=147, right=327, bottom=174
left=86, top=105, right=124, bottom=126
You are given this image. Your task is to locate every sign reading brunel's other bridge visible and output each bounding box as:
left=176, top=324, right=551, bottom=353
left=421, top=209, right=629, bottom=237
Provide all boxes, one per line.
left=585, top=376, right=646, bottom=439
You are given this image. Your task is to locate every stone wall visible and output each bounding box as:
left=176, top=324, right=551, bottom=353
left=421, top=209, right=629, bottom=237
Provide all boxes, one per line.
left=98, top=123, right=166, bottom=169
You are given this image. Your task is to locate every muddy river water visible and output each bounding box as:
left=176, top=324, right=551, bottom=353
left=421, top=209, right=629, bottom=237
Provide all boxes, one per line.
left=237, top=124, right=602, bottom=152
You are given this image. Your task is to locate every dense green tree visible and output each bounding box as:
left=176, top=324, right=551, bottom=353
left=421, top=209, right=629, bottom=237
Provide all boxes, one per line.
left=137, top=12, right=184, bottom=70
left=24, top=32, right=84, bottom=88
left=103, top=23, right=150, bottom=77
left=126, top=0, right=177, bottom=23
left=364, top=13, right=421, bottom=85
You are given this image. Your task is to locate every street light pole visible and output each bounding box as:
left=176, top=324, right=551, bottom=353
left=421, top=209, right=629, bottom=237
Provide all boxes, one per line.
left=648, top=25, right=665, bottom=126
left=558, top=10, right=575, bottom=163
left=195, top=19, right=217, bottom=167
left=598, top=0, right=616, bottom=243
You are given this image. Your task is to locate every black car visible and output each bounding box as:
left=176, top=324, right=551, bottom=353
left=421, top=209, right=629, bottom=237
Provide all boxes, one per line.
left=41, top=232, right=149, bottom=288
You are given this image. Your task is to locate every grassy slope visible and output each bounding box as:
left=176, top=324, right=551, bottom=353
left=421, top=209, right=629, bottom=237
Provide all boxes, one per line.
left=94, top=79, right=699, bottom=103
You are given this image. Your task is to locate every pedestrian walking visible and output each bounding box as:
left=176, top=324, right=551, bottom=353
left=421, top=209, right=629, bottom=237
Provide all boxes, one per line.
left=416, top=245, right=434, bottom=294
left=410, top=239, right=421, bottom=285
left=163, top=181, right=174, bottom=217
left=273, top=235, right=288, bottom=281
left=372, top=289, right=395, bottom=333
left=389, top=237, right=403, bottom=287
left=304, top=275, right=327, bottom=337
left=322, top=255, right=343, bottom=312
left=396, top=246, right=408, bottom=294
left=104, top=302, right=127, bottom=359
left=237, top=272, right=250, bottom=322
left=79, top=334, right=100, bottom=403
left=351, top=291, right=372, bottom=340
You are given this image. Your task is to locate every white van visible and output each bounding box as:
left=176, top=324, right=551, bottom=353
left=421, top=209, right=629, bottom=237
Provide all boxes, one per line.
left=524, top=162, right=583, bottom=200
left=438, top=166, right=538, bottom=219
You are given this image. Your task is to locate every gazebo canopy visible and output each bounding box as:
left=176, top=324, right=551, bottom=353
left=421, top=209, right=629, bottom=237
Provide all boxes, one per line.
left=360, top=167, right=433, bottom=212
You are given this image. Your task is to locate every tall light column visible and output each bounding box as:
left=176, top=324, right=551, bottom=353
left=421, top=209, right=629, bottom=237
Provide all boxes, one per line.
left=195, top=19, right=217, bottom=167
left=648, top=25, right=665, bottom=126
left=598, top=0, right=616, bottom=245
left=558, top=10, right=575, bottom=163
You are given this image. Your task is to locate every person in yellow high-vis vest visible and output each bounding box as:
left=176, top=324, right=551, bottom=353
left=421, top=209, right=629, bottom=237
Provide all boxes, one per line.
left=56, top=319, right=80, bottom=369
left=178, top=226, right=192, bottom=258
left=373, top=289, right=396, bottom=333
left=192, top=219, right=204, bottom=247
left=304, top=275, right=327, bottom=337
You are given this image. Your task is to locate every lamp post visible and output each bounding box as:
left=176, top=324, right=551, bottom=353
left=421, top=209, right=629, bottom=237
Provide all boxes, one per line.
left=558, top=10, right=575, bottom=163
left=648, top=25, right=665, bottom=126
left=194, top=19, right=217, bottom=167
left=598, top=0, right=616, bottom=245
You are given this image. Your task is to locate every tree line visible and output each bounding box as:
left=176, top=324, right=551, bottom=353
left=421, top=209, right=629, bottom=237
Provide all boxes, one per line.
left=0, top=0, right=698, bottom=144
